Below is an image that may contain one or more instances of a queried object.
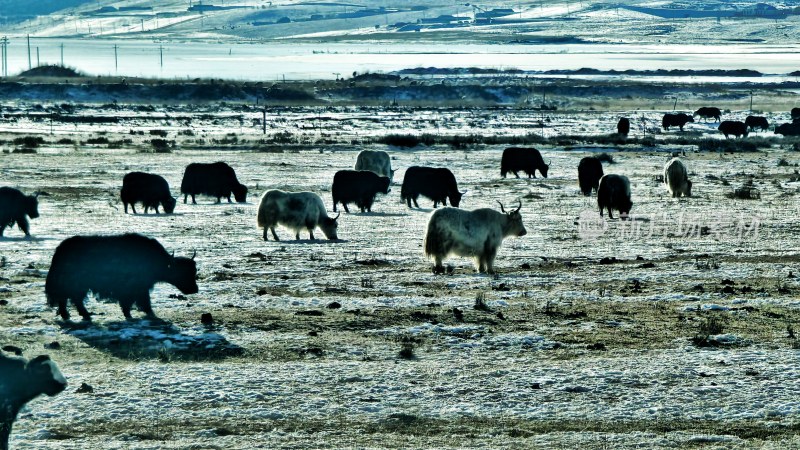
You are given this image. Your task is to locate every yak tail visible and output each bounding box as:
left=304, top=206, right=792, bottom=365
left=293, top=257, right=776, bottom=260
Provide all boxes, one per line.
left=256, top=202, right=267, bottom=229
left=423, top=221, right=443, bottom=259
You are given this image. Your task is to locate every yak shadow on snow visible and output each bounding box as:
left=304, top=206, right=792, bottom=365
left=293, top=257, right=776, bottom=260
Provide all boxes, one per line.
left=125, top=212, right=188, bottom=218
left=0, top=236, right=53, bottom=242
left=61, top=318, right=243, bottom=361
left=349, top=211, right=408, bottom=217
left=270, top=238, right=347, bottom=245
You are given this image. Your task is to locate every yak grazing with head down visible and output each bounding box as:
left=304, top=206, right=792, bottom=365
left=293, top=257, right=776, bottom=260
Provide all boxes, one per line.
left=331, top=170, right=391, bottom=213
left=120, top=172, right=176, bottom=214
left=1, top=351, right=67, bottom=450
left=718, top=120, right=748, bottom=138
left=662, top=113, right=694, bottom=131
left=424, top=201, right=527, bottom=274
left=501, top=147, right=549, bottom=178
left=257, top=190, right=339, bottom=241
left=45, top=233, right=198, bottom=321
left=745, top=115, right=769, bottom=132
left=0, top=187, right=39, bottom=237
left=577, top=157, right=604, bottom=196
left=354, top=150, right=395, bottom=183
left=664, top=158, right=692, bottom=198
left=693, top=107, right=722, bottom=122
left=597, top=174, right=632, bottom=219
left=401, top=166, right=464, bottom=208
left=180, top=162, right=247, bottom=204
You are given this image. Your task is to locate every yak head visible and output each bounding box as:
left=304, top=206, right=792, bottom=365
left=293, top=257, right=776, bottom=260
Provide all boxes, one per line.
left=167, top=251, right=199, bottom=295
left=163, top=196, right=177, bottom=214
left=449, top=190, right=466, bottom=208
left=497, top=200, right=527, bottom=237
left=233, top=184, right=248, bottom=203
left=25, top=355, right=67, bottom=397
left=378, top=176, right=391, bottom=194
left=540, top=160, right=551, bottom=178
left=321, top=213, right=340, bottom=240
left=26, top=193, right=40, bottom=219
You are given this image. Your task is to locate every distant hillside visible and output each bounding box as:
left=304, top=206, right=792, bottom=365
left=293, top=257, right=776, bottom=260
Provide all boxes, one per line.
left=0, top=0, right=91, bottom=21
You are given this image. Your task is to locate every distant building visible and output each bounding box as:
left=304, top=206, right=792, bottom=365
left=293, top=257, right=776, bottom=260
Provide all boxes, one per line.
left=475, top=8, right=515, bottom=19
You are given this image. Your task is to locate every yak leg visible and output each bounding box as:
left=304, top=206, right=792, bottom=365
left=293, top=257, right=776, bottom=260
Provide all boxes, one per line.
left=607, top=207, right=615, bottom=219
left=513, top=171, right=520, bottom=179
left=183, top=194, right=188, bottom=204
left=74, top=299, right=92, bottom=322
left=442, top=198, right=448, bottom=206
left=405, top=197, right=412, bottom=208
left=413, top=196, right=420, bottom=208
left=0, top=223, right=5, bottom=236
left=342, top=203, right=350, bottom=213
left=154, top=205, right=160, bottom=214
left=191, top=195, right=197, bottom=205
left=433, top=200, right=438, bottom=208
left=57, top=298, right=70, bottom=320
left=123, top=202, right=129, bottom=214
left=307, top=222, right=316, bottom=240
left=295, top=231, right=301, bottom=240
left=227, top=195, right=233, bottom=203
left=216, top=197, right=222, bottom=204
left=432, top=256, right=445, bottom=275
left=17, top=217, right=30, bottom=237
left=270, top=228, right=280, bottom=241
left=120, top=298, right=135, bottom=320
left=1, top=419, right=13, bottom=450
left=135, top=294, right=156, bottom=318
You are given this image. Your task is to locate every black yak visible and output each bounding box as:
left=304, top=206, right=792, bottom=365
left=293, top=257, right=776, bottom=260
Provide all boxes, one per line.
left=617, top=117, right=630, bottom=135
left=424, top=201, right=526, bottom=274
left=718, top=120, right=748, bottom=138
left=257, top=190, right=339, bottom=241
left=331, top=170, right=391, bottom=213
left=120, top=172, right=176, bottom=214
left=0, top=187, right=39, bottom=237
left=662, top=113, right=694, bottom=131
left=791, top=107, right=800, bottom=121
left=501, top=147, right=550, bottom=178
left=401, top=166, right=464, bottom=208
left=45, top=233, right=199, bottom=321
left=693, top=107, right=722, bottom=122
left=664, top=158, right=692, bottom=197
left=775, top=122, right=800, bottom=136
left=598, top=174, right=632, bottom=219
left=180, top=162, right=247, bottom=204
left=1, top=351, right=66, bottom=450
left=578, top=157, right=604, bottom=196
left=744, top=115, right=769, bottom=132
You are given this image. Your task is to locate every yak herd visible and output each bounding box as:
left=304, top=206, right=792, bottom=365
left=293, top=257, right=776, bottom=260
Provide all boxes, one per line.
left=0, top=105, right=797, bottom=448
left=637, top=107, right=800, bottom=138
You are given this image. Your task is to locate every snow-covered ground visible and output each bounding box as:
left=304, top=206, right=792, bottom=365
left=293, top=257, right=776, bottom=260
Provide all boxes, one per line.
left=2, top=129, right=800, bottom=447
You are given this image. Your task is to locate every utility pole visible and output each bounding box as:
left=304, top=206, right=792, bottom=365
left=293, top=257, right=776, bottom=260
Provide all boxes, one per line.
left=750, top=91, right=753, bottom=112
left=36, top=47, right=40, bottom=67
left=159, top=45, right=163, bottom=68
left=26, top=34, right=31, bottom=70
left=1, top=37, right=9, bottom=77
left=60, top=43, right=64, bottom=66
left=114, top=44, right=118, bottom=72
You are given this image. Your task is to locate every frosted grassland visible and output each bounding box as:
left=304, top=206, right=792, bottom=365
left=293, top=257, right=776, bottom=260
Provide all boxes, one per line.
left=1, top=135, right=800, bottom=448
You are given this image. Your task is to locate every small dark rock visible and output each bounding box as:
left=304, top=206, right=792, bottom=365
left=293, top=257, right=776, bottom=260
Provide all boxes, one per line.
left=1, top=345, right=22, bottom=355
left=75, top=383, right=93, bottom=394
left=636, top=255, right=645, bottom=261
left=200, top=313, right=214, bottom=325
left=639, top=262, right=656, bottom=269
left=296, top=310, right=324, bottom=316
left=721, top=279, right=735, bottom=286
left=255, top=288, right=268, bottom=296
left=308, top=331, right=318, bottom=337
left=453, top=307, right=464, bottom=322
left=496, top=311, right=505, bottom=320
left=744, top=369, right=759, bottom=376
left=586, top=342, right=606, bottom=351
left=327, top=301, right=342, bottom=309
left=531, top=382, right=541, bottom=389
left=599, top=256, right=619, bottom=265
left=43, top=341, right=61, bottom=350
left=0, top=300, right=7, bottom=306
left=520, top=262, right=531, bottom=269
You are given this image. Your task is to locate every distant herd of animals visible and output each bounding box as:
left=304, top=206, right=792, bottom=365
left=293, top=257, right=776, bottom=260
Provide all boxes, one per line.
left=617, top=106, right=800, bottom=137
left=0, top=105, right=798, bottom=448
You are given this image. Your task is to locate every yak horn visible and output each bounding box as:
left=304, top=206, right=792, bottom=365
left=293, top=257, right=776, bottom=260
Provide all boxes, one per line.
left=191, top=250, right=197, bottom=260
left=548, top=159, right=552, bottom=166
left=332, top=212, right=340, bottom=220
left=514, top=200, right=522, bottom=213
left=497, top=200, right=506, bottom=213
